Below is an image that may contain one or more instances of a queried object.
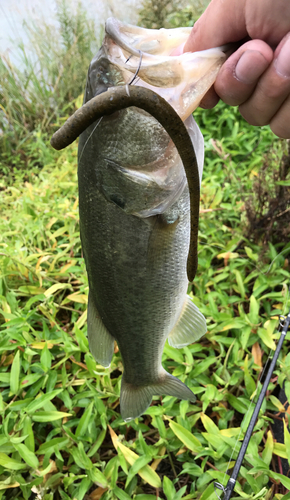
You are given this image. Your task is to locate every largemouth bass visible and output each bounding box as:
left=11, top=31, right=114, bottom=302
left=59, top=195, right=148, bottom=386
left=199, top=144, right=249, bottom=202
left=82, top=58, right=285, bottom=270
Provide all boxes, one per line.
left=53, top=19, right=227, bottom=421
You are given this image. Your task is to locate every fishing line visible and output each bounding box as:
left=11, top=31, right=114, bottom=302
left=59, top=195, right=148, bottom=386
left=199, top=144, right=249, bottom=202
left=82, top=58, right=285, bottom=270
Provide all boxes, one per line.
left=78, top=117, right=103, bottom=164
left=214, top=283, right=290, bottom=499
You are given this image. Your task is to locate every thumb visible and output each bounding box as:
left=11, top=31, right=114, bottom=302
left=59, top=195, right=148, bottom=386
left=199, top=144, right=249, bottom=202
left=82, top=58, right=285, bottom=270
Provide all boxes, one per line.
left=183, top=0, right=247, bottom=52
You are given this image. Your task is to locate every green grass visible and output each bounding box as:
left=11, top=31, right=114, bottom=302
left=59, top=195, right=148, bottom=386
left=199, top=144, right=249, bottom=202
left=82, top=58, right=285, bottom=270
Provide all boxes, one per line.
left=1, top=3, right=290, bottom=500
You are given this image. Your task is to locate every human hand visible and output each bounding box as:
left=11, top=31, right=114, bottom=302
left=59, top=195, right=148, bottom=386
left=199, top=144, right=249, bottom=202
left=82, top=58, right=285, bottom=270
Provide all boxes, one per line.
left=183, top=0, right=290, bottom=138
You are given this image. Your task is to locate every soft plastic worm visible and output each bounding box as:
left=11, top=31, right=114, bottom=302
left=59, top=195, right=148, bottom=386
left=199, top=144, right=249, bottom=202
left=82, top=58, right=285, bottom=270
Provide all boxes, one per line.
left=50, top=85, right=200, bottom=282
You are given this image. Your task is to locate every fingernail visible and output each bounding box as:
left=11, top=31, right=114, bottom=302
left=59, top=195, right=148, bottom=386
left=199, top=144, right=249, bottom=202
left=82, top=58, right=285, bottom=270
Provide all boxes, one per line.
left=275, top=34, right=290, bottom=78
left=235, top=50, right=268, bottom=84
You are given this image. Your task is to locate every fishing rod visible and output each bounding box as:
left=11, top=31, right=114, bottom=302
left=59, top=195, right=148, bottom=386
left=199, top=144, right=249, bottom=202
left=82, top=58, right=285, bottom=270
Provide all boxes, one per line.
left=214, top=307, right=290, bottom=500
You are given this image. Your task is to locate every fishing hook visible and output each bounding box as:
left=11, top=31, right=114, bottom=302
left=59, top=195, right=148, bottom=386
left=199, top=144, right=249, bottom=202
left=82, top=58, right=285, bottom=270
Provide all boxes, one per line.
left=127, top=49, right=143, bottom=85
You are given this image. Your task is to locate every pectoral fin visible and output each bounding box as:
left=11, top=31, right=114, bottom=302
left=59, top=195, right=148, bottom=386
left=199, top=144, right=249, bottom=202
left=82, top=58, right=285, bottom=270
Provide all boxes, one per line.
left=121, top=370, right=195, bottom=422
left=87, top=294, right=114, bottom=368
left=168, top=295, right=207, bottom=348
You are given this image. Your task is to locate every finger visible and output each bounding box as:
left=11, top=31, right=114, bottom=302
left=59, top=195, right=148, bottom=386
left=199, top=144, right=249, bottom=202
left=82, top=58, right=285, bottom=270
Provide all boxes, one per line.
left=239, top=33, right=290, bottom=127
left=199, top=88, right=220, bottom=109
left=214, top=40, right=273, bottom=106
left=184, top=0, right=247, bottom=52
left=184, top=0, right=290, bottom=54
left=198, top=40, right=272, bottom=109
left=245, top=0, right=290, bottom=47
left=270, top=94, right=290, bottom=138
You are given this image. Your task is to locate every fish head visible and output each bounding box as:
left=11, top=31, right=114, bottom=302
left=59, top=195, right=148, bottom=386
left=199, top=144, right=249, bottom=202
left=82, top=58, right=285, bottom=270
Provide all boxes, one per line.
left=87, top=17, right=227, bottom=121
left=81, top=19, right=227, bottom=218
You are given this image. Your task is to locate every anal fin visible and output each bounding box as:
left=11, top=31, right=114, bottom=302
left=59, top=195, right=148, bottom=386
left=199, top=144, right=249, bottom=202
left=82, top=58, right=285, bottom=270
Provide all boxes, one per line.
left=87, top=294, right=114, bottom=368
left=168, top=295, right=207, bottom=348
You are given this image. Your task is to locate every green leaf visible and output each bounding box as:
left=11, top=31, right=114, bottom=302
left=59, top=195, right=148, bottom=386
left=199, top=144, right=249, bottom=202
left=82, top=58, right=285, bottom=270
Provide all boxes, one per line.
left=279, top=493, right=290, bottom=500
left=75, top=402, right=94, bottom=438
left=190, top=357, right=216, bottom=377
left=116, top=447, right=128, bottom=475
left=36, top=437, right=70, bottom=455
left=257, top=327, right=276, bottom=350
left=276, top=179, right=290, bottom=186
left=19, top=286, right=45, bottom=295
left=44, top=283, right=71, bottom=297
left=9, top=398, right=34, bottom=411
left=87, top=467, right=108, bottom=488
left=163, top=344, right=184, bottom=364
left=40, top=342, right=52, bottom=372
left=163, top=476, right=176, bottom=500
left=284, top=419, right=290, bottom=466
left=270, top=472, right=290, bottom=490
left=23, top=416, right=35, bottom=452
left=262, top=430, right=273, bottom=466
left=243, top=355, right=256, bottom=398
left=12, top=443, right=39, bottom=469
left=0, top=373, right=10, bottom=385
left=0, top=453, right=27, bottom=470
left=10, top=350, right=20, bottom=395
left=210, top=188, right=223, bottom=209
left=74, top=326, right=89, bottom=352
left=200, top=414, right=219, bottom=435
left=75, top=476, right=92, bottom=500
left=25, top=389, right=63, bottom=413
left=240, top=326, right=252, bottom=350
left=199, top=482, right=216, bottom=500
left=269, top=395, right=285, bottom=412
left=20, top=374, right=42, bottom=390
left=286, top=381, right=290, bottom=407
left=126, top=455, right=152, bottom=488
left=85, top=353, right=97, bottom=375
left=32, top=411, right=72, bottom=422
left=248, top=295, right=259, bottom=325
left=244, top=246, right=258, bottom=262
left=174, top=485, right=187, bottom=500
left=234, top=269, right=245, bottom=298
left=218, top=319, right=247, bottom=332
left=70, top=442, right=93, bottom=470
left=227, top=394, right=248, bottom=414
left=169, top=421, right=202, bottom=452
left=134, top=496, right=159, bottom=500
left=113, top=486, right=132, bottom=500
left=87, top=429, right=106, bottom=458
left=273, top=442, right=287, bottom=459
left=202, top=432, right=225, bottom=450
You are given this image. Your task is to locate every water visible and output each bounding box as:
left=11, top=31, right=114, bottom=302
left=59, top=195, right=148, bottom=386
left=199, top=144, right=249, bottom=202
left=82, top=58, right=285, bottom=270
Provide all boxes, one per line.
left=0, top=0, right=141, bottom=63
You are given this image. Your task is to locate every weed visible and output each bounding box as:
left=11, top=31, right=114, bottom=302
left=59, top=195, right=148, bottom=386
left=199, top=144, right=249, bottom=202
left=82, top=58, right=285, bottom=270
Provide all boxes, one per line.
left=245, top=139, right=290, bottom=245
left=0, top=0, right=99, bottom=174
left=138, top=0, right=210, bottom=28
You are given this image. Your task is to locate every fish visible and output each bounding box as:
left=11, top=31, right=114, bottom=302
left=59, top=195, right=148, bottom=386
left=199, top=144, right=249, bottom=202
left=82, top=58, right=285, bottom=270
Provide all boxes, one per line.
left=73, top=18, right=227, bottom=421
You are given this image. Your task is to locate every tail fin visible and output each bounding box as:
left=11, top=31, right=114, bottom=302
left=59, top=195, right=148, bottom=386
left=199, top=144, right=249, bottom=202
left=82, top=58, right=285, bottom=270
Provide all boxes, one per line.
left=120, top=370, right=195, bottom=422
